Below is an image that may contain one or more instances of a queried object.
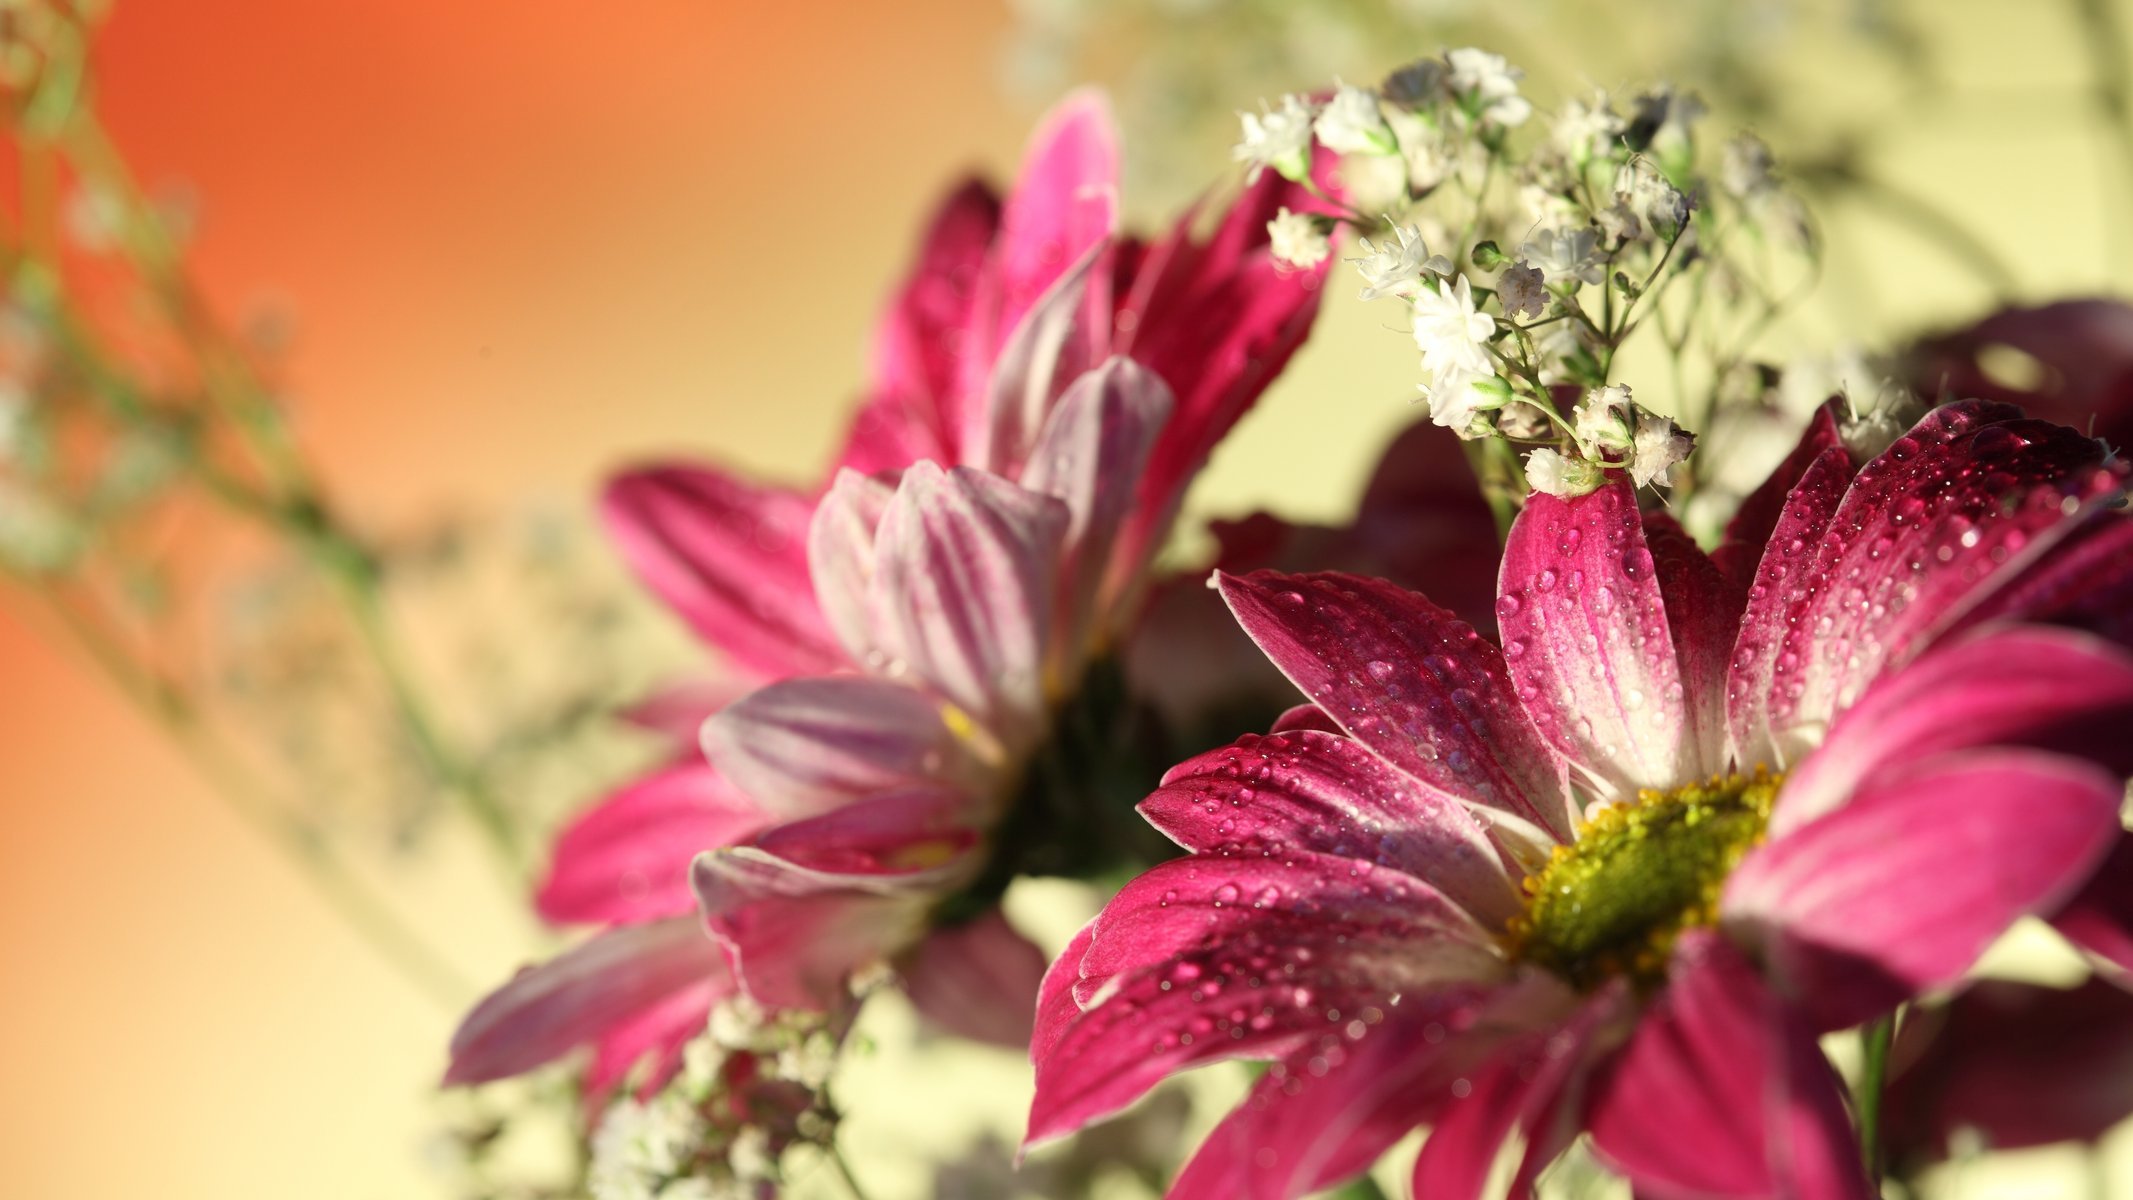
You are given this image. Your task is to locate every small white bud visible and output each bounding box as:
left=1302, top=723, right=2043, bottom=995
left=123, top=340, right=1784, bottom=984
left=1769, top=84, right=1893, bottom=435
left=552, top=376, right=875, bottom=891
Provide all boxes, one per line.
left=1525, top=447, right=1606, bottom=497
left=1314, top=84, right=1395, bottom=156
left=1234, top=95, right=1318, bottom=183
left=1266, top=207, right=1330, bottom=270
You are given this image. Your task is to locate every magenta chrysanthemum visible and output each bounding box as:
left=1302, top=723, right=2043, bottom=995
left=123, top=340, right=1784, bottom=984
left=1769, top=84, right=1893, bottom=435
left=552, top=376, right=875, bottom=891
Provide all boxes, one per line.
left=1027, top=399, right=2133, bottom=1198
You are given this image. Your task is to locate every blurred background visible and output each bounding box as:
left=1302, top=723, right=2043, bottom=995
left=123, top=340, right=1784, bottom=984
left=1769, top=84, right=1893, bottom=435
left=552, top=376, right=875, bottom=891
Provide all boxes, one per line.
left=3, top=0, right=2131, bottom=1196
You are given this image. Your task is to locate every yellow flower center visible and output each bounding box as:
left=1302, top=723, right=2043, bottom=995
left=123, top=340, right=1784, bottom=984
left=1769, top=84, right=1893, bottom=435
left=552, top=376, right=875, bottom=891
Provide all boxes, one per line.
left=1505, top=770, right=1780, bottom=990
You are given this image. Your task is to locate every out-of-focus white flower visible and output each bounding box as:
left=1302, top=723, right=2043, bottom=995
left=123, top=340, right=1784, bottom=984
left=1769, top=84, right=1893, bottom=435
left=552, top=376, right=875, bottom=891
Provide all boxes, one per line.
left=1721, top=133, right=1776, bottom=198
left=1525, top=447, right=1605, bottom=497
left=1353, top=224, right=1450, bottom=301
left=1315, top=83, right=1395, bottom=155
left=1498, top=262, right=1546, bottom=319
left=1266, top=207, right=1330, bottom=269
left=1614, top=156, right=1690, bottom=234
left=1412, top=274, right=1499, bottom=425
left=1595, top=196, right=1644, bottom=245
left=1234, top=94, right=1318, bottom=182
left=1553, top=92, right=1624, bottom=163
left=1630, top=408, right=1695, bottom=488
left=1497, top=399, right=1552, bottom=439
left=589, top=1097, right=700, bottom=1200
left=1519, top=181, right=1584, bottom=226
left=1446, top=47, right=1531, bottom=128
left=1520, top=225, right=1603, bottom=287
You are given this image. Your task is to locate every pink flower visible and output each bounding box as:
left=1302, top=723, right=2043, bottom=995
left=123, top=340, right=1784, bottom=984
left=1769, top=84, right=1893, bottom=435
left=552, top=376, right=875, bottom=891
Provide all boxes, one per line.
left=447, top=93, right=1331, bottom=1098
left=1027, top=399, right=2133, bottom=1198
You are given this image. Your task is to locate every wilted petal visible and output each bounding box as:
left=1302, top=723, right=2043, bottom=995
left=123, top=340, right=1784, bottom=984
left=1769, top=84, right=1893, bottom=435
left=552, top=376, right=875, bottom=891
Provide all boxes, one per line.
left=1139, top=729, right=1520, bottom=927
left=601, top=466, right=841, bottom=677
left=701, top=675, right=978, bottom=820
left=1498, top=481, right=1708, bottom=798
left=1724, top=749, right=2124, bottom=1031
left=1218, top=570, right=1573, bottom=852
left=901, top=908, right=1051, bottom=1049
left=446, top=917, right=725, bottom=1088
left=1587, top=932, right=1869, bottom=1200
left=536, top=761, right=768, bottom=926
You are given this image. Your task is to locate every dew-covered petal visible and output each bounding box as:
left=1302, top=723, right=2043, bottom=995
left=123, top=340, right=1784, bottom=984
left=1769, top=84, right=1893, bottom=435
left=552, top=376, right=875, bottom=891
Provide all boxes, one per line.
left=700, top=675, right=980, bottom=820
left=1947, top=514, right=2133, bottom=648
left=1726, top=402, right=2125, bottom=767
left=601, top=465, right=841, bottom=677
left=1644, top=511, right=1742, bottom=773
left=1031, top=918, right=1097, bottom=1066
left=1711, top=400, right=1851, bottom=586
left=1139, top=729, right=1521, bottom=928
left=1772, top=626, right=2133, bottom=838
left=2053, top=832, right=2133, bottom=977
left=1724, top=749, right=2124, bottom=1031
left=445, top=917, right=726, bottom=1088
left=1018, top=357, right=1173, bottom=649
left=870, top=463, right=1069, bottom=742
left=1218, top=570, right=1573, bottom=851
left=1587, top=931, right=1870, bottom=1200
left=900, top=908, right=1051, bottom=1049
left=1498, top=481, right=1706, bottom=799
left=536, top=761, right=768, bottom=926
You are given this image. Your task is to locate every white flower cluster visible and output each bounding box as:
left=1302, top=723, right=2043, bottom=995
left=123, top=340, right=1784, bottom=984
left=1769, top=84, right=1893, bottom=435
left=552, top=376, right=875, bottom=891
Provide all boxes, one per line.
left=1239, top=48, right=1817, bottom=507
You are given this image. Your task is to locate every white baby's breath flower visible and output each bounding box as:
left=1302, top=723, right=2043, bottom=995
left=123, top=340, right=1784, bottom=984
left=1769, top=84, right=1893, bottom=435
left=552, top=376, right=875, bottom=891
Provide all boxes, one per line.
left=1445, top=47, right=1531, bottom=128
left=1595, top=197, right=1643, bottom=245
left=1266, top=207, right=1330, bottom=269
left=1498, top=262, right=1546, bottom=320
left=589, top=1097, right=700, bottom=1200
left=1520, top=225, right=1603, bottom=287
left=1615, top=156, right=1690, bottom=234
left=1525, top=447, right=1605, bottom=497
left=1315, top=83, right=1394, bottom=155
left=1235, top=94, right=1318, bottom=182
left=1353, top=224, right=1450, bottom=301
left=1573, top=384, right=1636, bottom=451
left=1630, top=408, right=1696, bottom=488
left=1411, top=274, right=1500, bottom=426
left=1553, top=92, right=1624, bottom=163
left=1720, top=133, right=1776, bottom=198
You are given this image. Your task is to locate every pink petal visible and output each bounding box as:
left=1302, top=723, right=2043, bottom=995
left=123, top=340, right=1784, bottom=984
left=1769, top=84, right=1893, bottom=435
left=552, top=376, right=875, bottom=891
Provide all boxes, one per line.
left=1949, top=514, right=2133, bottom=647
left=1018, top=356, right=1173, bottom=648
left=1711, top=399, right=1851, bottom=586
left=1498, top=480, right=1711, bottom=798
left=1772, top=625, right=2133, bottom=838
left=1138, top=729, right=1520, bottom=928
left=601, top=465, right=842, bottom=678
left=870, top=463, right=1069, bottom=743
left=974, top=237, right=1112, bottom=476
left=700, top=675, right=978, bottom=820
left=585, top=971, right=726, bottom=1104
left=807, top=467, right=899, bottom=664
left=1886, top=977, right=2133, bottom=1158
left=1268, top=703, right=1340, bottom=734
left=1587, top=931, right=1869, bottom=1200
left=2053, top=832, right=2133, bottom=977
left=1724, top=749, right=2124, bottom=1031
left=697, top=787, right=984, bottom=901
left=900, top=909, right=1051, bottom=1049
left=615, top=676, right=743, bottom=744
left=697, top=880, right=938, bottom=1012
left=1031, top=918, right=1096, bottom=1066
left=1727, top=401, right=2124, bottom=767
left=1217, top=570, right=1573, bottom=851
left=536, top=761, right=768, bottom=926
left=1644, top=511, right=1742, bottom=771
left=446, top=917, right=726, bottom=1087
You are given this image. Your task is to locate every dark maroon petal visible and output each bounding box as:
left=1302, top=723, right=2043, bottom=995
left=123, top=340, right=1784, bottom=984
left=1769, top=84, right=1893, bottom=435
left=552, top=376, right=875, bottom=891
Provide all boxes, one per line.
left=1726, top=401, right=2125, bottom=768
left=1905, top=298, right=2133, bottom=451
left=1712, top=399, right=1851, bottom=586
left=900, top=909, right=1050, bottom=1049
left=1948, top=514, right=2133, bottom=648
left=1587, top=932, right=1870, bottom=1199
left=1725, top=749, right=2124, bottom=1031
left=1774, top=625, right=2133, bottom=837
left=1887, top=977, right=2133, bottom=1162
left=600, top=465, right=842, bottom=678
left=536, top=761, right=768, bottom=926
left=446, top=917, right=727, bottom=1087
left=1644, top=510, right=1743, bottom=773
left=2054, top=832, right=2133, bottom=977
left=1139, top=729, right=1520, bottom=927
left=1218, top=570, right=1573, bottom=851
left=1498, top=481, right=1714, bottom=798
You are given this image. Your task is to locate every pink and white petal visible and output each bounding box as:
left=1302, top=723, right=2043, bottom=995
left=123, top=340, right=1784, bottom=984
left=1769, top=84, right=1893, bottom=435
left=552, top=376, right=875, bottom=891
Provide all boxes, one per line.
left=1139, top=730, right=1521, bottom=928
left=601, top=465, right=841, bottom=677
left=586, top=971, right=727, bottom=1104
left=1019, top=356, right=1173, bottom=647
left=975, top=239, right=1113, bottom=477
left=870, top=463, right=1069, bottom=742
left=1772, top=625, right=2133, bottom=838
left=900, top=909, right=1052, bottom=1049
left=2053, top=832, right=2133, bottom=977
left=1711, top=399, right=1851, bottom=586
left=695, top=788, right=986, bottom=902
left=1644, top=511, right=1743, bottom=771
left=1729, top=402, right=2124, bottom=766
left=1587, top=932, right=1870, bottom=1200
left=615, top=676, right=743, bottom=744
left=706, top=887, right=937, bottom=1012
left=445, top=917, right=726, bottom=1087
left=1498, top=481, right=1705, bottom=798
left=536, top=761, right=769, bottom=926
left=808, top=467, right=900, bottom=663
left=1724, top=749, right=2124, bottom=1032
left=700, top=675, right=979, bottom=820
left=1218, top=570, right=1573, bottom=850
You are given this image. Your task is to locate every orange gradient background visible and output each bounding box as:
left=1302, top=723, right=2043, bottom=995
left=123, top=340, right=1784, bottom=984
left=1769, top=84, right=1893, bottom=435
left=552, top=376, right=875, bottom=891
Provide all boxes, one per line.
left=6, top=2, right=2133, bottom=1197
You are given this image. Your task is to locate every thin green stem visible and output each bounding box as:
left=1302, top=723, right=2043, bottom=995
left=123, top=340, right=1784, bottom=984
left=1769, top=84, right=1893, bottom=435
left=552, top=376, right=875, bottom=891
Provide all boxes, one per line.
left=831, top=1143, right=875, bottom=1200
left=1856, top=1011, right=1899, bottom=1189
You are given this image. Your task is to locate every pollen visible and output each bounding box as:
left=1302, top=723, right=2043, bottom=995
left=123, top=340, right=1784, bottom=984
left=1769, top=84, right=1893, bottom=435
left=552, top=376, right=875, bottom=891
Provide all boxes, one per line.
left=1503, top=769, right=1780, bottom=990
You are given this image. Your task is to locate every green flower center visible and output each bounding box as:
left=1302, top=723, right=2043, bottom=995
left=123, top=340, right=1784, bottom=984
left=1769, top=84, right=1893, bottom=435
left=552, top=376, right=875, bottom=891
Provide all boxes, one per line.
left=1505, top=771, right=1780, bottom=990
